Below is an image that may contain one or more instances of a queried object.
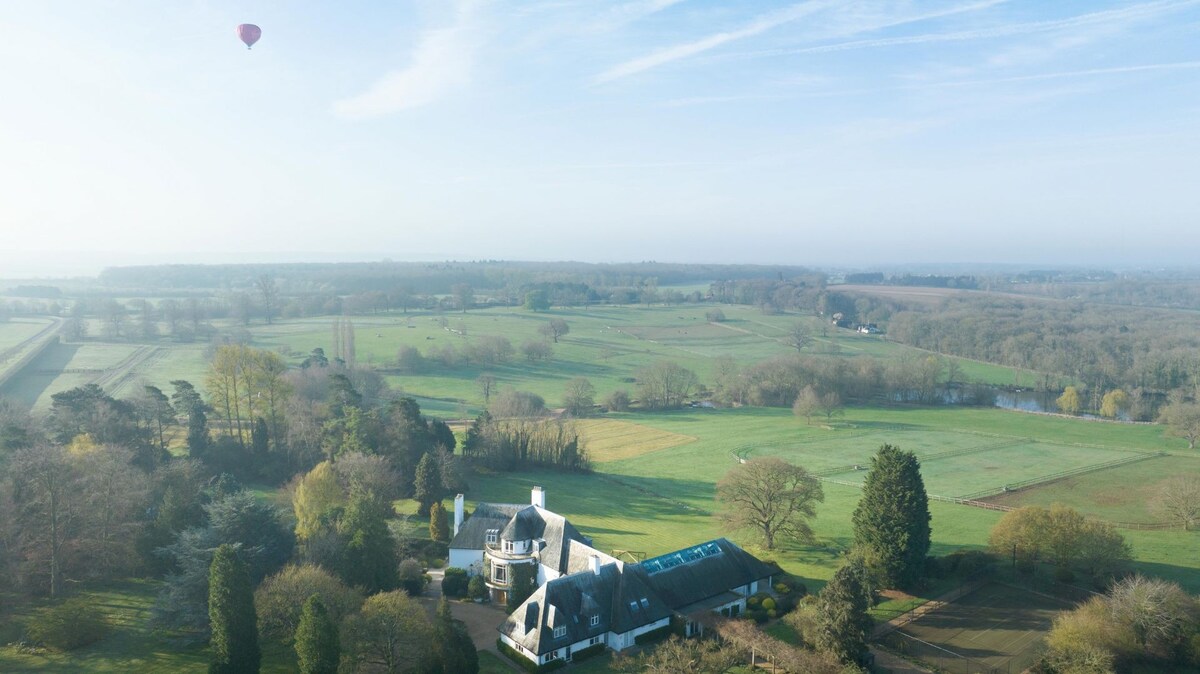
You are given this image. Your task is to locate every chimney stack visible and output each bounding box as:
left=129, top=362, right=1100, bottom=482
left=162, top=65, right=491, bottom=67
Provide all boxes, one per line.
left=531, top=486, right=545, bottom=509
left=453, top=494, right=464, bottom=537
left=589, top=555, right=601, bottom=575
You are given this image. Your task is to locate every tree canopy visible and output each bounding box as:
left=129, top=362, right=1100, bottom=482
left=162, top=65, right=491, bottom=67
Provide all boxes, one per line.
left=851, top=444, right=931, bottom=589
left=716, top=457, right=824, bottom=550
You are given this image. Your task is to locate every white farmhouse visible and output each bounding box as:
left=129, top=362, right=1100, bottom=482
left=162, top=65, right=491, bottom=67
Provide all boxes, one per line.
left=448, top=487, right=777, bottom=667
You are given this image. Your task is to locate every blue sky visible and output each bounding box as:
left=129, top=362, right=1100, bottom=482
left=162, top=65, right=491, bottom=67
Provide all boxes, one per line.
left=1, top=0, right=1198, bottom=275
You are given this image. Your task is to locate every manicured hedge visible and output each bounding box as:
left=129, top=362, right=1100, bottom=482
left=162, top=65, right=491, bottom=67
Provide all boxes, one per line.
left=497, top=639, right=567, bottom=673
left=634, top=623, right=672, bottom=645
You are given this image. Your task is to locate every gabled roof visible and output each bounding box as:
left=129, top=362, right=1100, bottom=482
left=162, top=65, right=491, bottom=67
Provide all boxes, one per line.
left=637, top=538, right=776, bottom=611
left=451, top=502, right=593, bottom=576
left=448, top=503, right=524, bottom=550
left=500, top=562, right=671, bottom=656
left=501, top=539, right=776, bottom=656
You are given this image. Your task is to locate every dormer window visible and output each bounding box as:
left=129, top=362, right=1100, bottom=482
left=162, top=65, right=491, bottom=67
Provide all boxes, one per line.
left=590, top=615, right=600, bottom=627
left=553, top=625, right=566, bottom=639
left=629, top=601, right=638, bottom=611
left=640, top=598, right=649, bottom=609
left=486, top=529, right=498, bottom=545
left=503, top=540, right=514, bottom=553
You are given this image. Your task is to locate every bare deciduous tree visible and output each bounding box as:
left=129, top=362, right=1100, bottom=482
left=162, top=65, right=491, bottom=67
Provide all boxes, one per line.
left=1151, top=476, right=1200, bottom=530
left=717, top=457, right=823, bottom=550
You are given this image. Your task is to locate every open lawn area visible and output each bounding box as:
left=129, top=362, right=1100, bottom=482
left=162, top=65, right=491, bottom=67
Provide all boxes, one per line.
left=450, top=406, right=1200, bottom=591
left=984, top=454, right=1200, bottom=524
left=0, top=581, right=295, bottom=673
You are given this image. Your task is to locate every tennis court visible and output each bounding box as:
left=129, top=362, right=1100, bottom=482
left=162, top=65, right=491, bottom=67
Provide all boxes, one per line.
left=881, top=583, right=1072, bottom=674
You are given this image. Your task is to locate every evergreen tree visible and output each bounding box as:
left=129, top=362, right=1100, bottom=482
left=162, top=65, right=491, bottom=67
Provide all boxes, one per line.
left=816, top=559, right=873, bottom=665
left=251, top=417, right=269, bottom=460
left=187, top=405, right=210, bottom=459
left=295, top=595, right=339, bottom=674
left=413, top=452, right=443, bottom=517
left=851, top=444, right=931, bottom=588
left=433, top=596, right=478, bottom=674
left=208, top=544, right=261, bottom=674
left=338, top=493, right=399, bottom=593
left=429, top=501, right=450, bottom=543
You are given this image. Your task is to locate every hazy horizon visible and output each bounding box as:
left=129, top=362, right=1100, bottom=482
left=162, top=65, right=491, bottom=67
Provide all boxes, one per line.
left=3, top=1, right=1198, bottom=272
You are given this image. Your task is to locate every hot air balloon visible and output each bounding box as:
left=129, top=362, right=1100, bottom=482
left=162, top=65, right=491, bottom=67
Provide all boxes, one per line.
left=237, top=23, right=261, bottom=49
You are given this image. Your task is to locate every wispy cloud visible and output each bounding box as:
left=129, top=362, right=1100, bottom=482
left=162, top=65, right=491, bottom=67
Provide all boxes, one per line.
left=733, top=0, right=1198, bottom=58
left=594, top=1, right=832, bottom=83
left=333, top=1, right=481, bottom=119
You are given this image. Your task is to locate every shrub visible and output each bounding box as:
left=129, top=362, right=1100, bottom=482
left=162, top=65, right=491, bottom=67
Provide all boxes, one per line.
left=768, top=609, right=778, bottom=619
left=749, top=610, right=769, bottom=624
left=497, top=639, right=566, bottom=673
left=468, top=575, right=488, bottom=601
left=635, top=624, right=673, bottom=645
left=774, top=582, right=791, bottom=594
left=1054, top=567, right=1076, bottom=584
left=748, top=596, right=760, bottom=607
left=1016, top=559, right=1036, bottom=576
left=761, top=597, right=776, bottom=611
left=570, top=643, right=606, bottom=663
left=255, top=564, right=364, bottom=644
left=441, top=568, right=469, bottom=598
left=26, top=598, right=109, bottom=651
left=398, top=559, right=428, bottom=596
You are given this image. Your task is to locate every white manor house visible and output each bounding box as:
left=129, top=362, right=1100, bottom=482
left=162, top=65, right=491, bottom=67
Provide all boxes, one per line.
left=448, top=487, right=777, bottom=667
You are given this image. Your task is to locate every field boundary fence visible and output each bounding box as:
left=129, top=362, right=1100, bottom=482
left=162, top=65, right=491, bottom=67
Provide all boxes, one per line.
left=957, top=450, right=1167, bottom=501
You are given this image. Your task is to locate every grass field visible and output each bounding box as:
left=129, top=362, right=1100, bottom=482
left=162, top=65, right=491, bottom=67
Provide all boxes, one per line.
left=984, top=454, right=1200, bottom=523
left=820, top=441, right=1143, bottom=498
left=1, top=304, right=1043, bottom=412
left=0, top=581, right=296, bottom=673
left=885, top=582, right=1072, bottom=673
left=576, top=418, right=696, bottom=462
left=455, top=406, right=1199, bottom=591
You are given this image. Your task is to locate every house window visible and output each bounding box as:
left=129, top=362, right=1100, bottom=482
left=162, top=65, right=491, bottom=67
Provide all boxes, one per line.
left=492, top=564, right=507, bottom=584
left=503, top=540, right=514, bottom=553
left=639, top=598, right=649, bottom=609
left=629, top=601, right=638, bottom=611
left=553, top=626, right=566, bottom=639
left=589, top=636, right=603, bottom=646
left=545, top=651, right=560, bottom=662
left=486, top=529, right=498, bottom=545
left=589, top=615, right=600, bottom=627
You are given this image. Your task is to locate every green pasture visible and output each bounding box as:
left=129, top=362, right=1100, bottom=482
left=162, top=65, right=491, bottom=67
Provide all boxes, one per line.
left=821, top=442, right=1140, bottom=498
left=986, top=454, right=1200, bottom=523
left=2, top=338, right=209, bottom=411
left=3, top=304, right=1030, bottom=414
left=555, top=407, right=1199, bottom=589
left=0, top=318, right=50, bottom=354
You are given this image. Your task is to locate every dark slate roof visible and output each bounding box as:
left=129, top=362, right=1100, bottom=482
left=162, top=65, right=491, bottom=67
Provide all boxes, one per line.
left=500, top=538, right=776, bottom=656
left=500, top=562, right=671, bottom=656
left=450, top=504, right=593, bottom=577
left=564, top=540, right=621, bottom=576
left=637, top=538, right=776, bottom=610
left=531, top=509, right=593, bottom=575
left=448, top=503, right=524, bottom=550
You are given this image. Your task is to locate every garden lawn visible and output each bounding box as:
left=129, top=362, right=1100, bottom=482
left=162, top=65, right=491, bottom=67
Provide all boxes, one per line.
left=0, top=580, right=295, bottom=673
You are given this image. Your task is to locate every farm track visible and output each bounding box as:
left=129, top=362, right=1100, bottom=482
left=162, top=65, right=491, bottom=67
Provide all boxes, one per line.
left=0, top=318, right=60, bottom=367
left=89, top=346, right=164, bottom=395
left=0, top=317, right=63, bottom=391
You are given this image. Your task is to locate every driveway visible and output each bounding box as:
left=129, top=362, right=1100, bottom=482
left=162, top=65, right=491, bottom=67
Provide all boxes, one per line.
left=423, top=569, right=520, bottom=671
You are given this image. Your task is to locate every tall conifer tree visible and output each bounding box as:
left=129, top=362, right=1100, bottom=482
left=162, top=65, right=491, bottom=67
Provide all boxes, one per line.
left=851, top=444, right=931, bottom=588
left=295, top=595, right=339, bottom=674
left=208, top=544, right=260, bottom=674
left=816, top=559, right=874, bottom=664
